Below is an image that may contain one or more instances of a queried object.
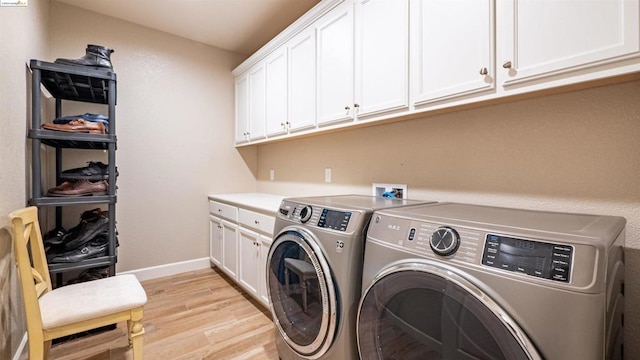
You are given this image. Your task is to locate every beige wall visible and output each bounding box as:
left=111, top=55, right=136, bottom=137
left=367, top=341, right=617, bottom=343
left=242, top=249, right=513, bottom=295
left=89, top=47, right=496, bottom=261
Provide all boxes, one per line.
left=256, top=80, right=640, bottom=357
left=0, top=0, right=50, bottom=358
left=47, top=2, right=257, bottom=272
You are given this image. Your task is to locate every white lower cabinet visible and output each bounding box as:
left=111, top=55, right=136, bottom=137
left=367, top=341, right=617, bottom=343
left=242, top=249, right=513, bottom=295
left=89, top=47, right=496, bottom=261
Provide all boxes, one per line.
left=209, top=199, right=276, bottom=308
left=209, top=215, right=223, bottom=267
left=238, top=227, right=261, bottom=297
left=221, top=218, right=239, bottom=279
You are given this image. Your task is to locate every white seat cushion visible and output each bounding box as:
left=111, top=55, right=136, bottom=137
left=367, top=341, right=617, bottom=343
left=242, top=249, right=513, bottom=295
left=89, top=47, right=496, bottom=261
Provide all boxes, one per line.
left=39, top=274, right=147, bottom=329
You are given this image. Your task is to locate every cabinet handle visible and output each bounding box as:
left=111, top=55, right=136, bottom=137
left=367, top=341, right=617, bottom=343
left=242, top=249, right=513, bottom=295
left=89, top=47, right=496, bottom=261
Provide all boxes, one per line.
left=479, top=67, right=488, bottom=75
left=502, top=61, right=512, bottom=69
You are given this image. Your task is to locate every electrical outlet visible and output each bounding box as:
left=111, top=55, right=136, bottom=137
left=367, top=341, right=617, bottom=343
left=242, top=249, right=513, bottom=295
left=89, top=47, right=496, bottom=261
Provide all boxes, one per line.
left=269, top=169, right=275, bottom=181
left=325, top=168, right=332, bottom=183
left=373, top=183, right=407, bottom=199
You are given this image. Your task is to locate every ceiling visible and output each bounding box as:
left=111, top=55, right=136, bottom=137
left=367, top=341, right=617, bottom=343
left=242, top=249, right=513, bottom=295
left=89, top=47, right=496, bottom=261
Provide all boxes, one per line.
left=55, top=0, right=320, bottom=56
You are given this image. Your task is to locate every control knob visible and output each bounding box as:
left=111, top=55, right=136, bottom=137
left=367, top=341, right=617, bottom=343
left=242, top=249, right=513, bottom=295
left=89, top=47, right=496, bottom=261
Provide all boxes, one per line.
left=430, top=227, right=460, bottom=256
left=299, top=206, right=313, bottom=223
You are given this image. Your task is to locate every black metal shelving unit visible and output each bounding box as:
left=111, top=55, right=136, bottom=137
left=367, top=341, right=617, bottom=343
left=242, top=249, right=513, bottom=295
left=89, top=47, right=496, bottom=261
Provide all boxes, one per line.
left=29, top=59, right=118, bottom=278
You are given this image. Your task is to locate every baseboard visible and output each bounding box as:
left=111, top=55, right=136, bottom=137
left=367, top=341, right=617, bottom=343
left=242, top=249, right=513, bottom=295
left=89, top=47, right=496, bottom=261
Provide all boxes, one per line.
left=13, top=332, right=27, bottom=360
left=118, top=257, right=211, bottom=282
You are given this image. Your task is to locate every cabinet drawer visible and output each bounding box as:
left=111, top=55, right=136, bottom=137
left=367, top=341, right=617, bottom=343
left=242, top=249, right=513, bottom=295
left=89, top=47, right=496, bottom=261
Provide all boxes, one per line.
left=238, top=209, right=276, bottom=235
left=209, top=201, right=238, bottom=221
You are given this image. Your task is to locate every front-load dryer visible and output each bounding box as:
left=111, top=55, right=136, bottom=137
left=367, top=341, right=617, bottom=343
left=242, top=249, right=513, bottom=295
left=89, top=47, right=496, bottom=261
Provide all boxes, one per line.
left=357, top=203, right=625, bottom=360
left=267, top=195, right=435, bottom=360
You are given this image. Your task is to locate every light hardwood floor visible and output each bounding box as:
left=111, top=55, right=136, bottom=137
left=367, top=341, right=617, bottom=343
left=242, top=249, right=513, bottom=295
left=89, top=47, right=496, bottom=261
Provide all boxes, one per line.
left=48, top=267, right=279, bottom=360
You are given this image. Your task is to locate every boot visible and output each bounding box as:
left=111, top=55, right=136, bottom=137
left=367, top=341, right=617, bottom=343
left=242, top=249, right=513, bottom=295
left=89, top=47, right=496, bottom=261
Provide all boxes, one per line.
left=55, top=44, right=115, bottom=69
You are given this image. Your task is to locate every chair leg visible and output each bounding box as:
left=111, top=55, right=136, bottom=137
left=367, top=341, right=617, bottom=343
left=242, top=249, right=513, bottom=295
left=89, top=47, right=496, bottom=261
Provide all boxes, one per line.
left=301, top=280, right=308, bottom=313
left=44, top=340, right=52, bottom=359
left=28, top=339, right=44, bottom=360
left=128, top=308, right=145, bottom=360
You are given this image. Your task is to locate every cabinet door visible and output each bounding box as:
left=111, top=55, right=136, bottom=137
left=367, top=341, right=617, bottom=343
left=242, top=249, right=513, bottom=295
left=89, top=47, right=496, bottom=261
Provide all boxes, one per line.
left=412, top=0, right=494, bottom=106
left=238, top=227, right=260, bottom=297
left=221, top=219, right=238, bottom=279
left=498, top=0, right=640, bottom=87
left=355, top=0, right=409, bottom=118
left=235, top=74, right=249, bottom=143
left=266, top=48, right=289, bottom=137
left=259, top=236, right=271, bottom=307
left=288, top=28, right=317, bottom=132
left=316, top=1, right=355, bottom=125
left=248, top=62, right=267, bottom=141
left=209, top=215, right=223, bottom=267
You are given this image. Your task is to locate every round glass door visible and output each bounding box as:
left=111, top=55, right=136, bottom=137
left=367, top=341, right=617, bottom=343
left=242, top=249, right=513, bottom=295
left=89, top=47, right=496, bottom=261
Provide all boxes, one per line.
left=357, top=262, right=541, bottom=360
left=267, top=228, right=337, bottom=358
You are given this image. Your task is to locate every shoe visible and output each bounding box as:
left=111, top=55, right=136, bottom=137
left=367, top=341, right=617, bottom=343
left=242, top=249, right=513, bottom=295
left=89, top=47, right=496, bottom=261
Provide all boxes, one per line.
left=54, top=44, right=115, bottom=69
left=43, top=227, right=67, bottom=246
left=42, top=119, right=106, bottom=134
left=48, top=179, right=108, bottom=196
left=53, top=113, right=109, bottom=125
left=62, top=215, right=109, bottom=250
left=49, top=241, right=108, bottom=263
left=61, top=161, right=118, bottom=181
left=65, top=266, right=109, bottom=285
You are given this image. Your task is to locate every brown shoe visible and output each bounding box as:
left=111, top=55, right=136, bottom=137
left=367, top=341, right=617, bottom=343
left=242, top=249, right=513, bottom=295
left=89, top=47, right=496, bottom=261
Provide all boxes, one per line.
left=48, top=179, right=108, bottom=196
left=42, top=119, right=105, bottom=134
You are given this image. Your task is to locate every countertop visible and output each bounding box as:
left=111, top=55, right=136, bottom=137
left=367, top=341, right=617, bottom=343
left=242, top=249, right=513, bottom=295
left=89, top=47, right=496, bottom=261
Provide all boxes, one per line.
left=208, top=192, right=285, bottom=215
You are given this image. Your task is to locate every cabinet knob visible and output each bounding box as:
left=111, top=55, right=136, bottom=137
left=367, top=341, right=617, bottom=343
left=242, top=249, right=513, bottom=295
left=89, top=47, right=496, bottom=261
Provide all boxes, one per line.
left=344, top=105, right=350, bottom=111
left=255, top=220, right=259, bottom=224
left=354, top=103, right=359, bottom=108
left=218, top=209, right=222, bottom=212
left=502, top=61, right=512, bottom=69
left=479, top=67, right=488, bottom=75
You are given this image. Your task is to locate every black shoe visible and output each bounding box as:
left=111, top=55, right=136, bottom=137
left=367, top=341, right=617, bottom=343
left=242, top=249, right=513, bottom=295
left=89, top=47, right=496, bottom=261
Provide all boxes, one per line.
left=49, top=242, right=108, bottom=263
left=43, top=227, right=67, bottom=246
left=61, top=161, right=118, bottom=181
left=55, top=44, right=114, bottom=69
left=62, top=214, right=109, bottom=250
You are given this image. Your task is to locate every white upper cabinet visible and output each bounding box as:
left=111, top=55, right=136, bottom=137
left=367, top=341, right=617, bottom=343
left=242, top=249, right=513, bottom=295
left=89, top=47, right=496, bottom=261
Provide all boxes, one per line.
left=411, top=0, right=494, bottom=106
left=288, top=28, right=317, bottom=132
left=498, top=0, right=640, bottom=88
left=265, top=48, right=289, bottom=137
left=316, top=1, right=355, bottom=126
left=235, top=63, right=267, bottom=144
left=355, top=0, right=409, bottom=118
left=235, top=74, right=249, bottom=144
left=248, top=63, right=267, bottom=141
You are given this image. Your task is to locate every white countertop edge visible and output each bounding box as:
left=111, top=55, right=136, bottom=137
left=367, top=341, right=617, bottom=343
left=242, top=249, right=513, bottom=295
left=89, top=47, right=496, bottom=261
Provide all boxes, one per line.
left=208, top=193, right=286, bottom=215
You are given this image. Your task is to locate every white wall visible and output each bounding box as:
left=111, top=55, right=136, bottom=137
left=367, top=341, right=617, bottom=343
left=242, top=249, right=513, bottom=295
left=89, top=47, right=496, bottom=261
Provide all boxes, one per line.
left=0, top=0, right=50, bottom=358
left=256, top=79, right=640, bottom=358
left=45, top=2, right=257, bottom=272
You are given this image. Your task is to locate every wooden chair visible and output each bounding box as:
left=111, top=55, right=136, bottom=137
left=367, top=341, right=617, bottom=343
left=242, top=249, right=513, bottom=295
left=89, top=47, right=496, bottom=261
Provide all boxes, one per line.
left=10, top=206, right=147, bottom=359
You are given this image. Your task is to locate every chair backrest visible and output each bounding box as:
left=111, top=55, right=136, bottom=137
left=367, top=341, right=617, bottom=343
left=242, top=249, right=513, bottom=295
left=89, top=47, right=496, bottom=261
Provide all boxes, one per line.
left=10, top=206, right=52, bottom=336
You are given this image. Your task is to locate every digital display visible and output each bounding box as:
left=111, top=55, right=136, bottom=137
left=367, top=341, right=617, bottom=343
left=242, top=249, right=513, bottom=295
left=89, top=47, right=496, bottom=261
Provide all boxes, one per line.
left=318, top=209, right=351, bottom=231
left=482, top=234, right=572, bottom=283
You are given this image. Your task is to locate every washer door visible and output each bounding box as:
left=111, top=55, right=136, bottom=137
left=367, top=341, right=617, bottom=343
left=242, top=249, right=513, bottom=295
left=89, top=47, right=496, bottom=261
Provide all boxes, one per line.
left=267, top=228, right=338, bottom=359
left=357, top=261, right=542, bottom=360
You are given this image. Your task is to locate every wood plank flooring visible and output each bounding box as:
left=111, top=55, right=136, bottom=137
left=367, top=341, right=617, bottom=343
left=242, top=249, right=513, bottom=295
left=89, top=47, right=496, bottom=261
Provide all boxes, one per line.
left=48, top=267, right=279, bottom=360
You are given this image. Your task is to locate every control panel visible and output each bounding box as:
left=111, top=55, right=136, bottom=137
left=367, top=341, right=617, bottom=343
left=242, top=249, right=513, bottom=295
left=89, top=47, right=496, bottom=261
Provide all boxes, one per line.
left=482, top=234, right=573, bottom=283
left=278, top=202, right=352, bottom=232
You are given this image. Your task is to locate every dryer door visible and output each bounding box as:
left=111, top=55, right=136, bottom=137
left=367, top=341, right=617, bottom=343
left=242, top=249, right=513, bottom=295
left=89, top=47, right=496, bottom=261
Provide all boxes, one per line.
left=357, top=261, right=542, bottom=360
left=267, top=228, right=338, bottom=359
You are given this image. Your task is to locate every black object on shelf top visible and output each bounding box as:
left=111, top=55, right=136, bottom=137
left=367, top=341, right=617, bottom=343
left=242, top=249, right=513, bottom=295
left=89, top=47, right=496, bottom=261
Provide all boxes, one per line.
left=30, top=59, right=116, bottom=104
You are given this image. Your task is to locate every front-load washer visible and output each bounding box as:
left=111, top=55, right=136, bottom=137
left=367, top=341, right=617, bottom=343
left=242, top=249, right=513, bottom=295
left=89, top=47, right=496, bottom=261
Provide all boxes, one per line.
left=267, top=195, right=435, bottom=360
left=357, top=203, right=625, bottom=360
